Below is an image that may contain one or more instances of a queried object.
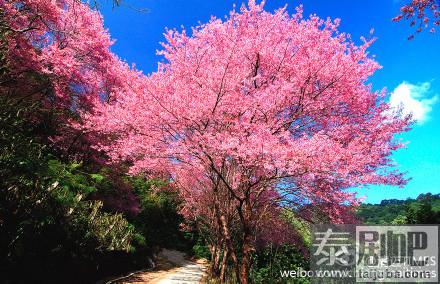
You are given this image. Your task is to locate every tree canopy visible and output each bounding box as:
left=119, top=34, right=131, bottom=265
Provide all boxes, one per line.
left=82, top=2, right=411, bottom=283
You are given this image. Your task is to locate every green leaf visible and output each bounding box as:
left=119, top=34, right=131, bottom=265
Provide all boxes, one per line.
left=90, top=173, right=105, bottom=182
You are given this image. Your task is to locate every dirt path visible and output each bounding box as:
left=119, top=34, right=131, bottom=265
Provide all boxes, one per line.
left=108, top=249, right=207, bottom=284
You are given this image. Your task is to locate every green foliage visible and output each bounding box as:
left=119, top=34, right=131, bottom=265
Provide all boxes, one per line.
left=0, top=95, right=136, bottom=282
left=192, top=241, right=211, bottom=259
left=281, top=210, right=312, bottom=247
left=405, top=200, right=439, bottom=224
left=390, top=214, right=408, bottom=225
left=357, top=194, right=440, bottom=224
left=251, top=245, right=309, bottom=284
left=357, top=203, right=405, bottom=224
left=127, top=177, right=188, bottom=251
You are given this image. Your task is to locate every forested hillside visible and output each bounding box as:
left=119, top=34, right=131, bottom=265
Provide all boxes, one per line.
left=357, top=193, right=440, bottom=224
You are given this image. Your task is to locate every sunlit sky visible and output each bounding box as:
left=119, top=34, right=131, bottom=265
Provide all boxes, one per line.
left=99, top=0, right=440, bottom=204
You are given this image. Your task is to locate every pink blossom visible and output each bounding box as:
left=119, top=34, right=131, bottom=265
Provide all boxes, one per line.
left=83, top=1, right=410, bottom=247
left=394, top=0, right=440, bottom=38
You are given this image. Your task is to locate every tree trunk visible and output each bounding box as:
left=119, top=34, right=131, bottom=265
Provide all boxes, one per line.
left=239, top=235, right=253, bottom=284
left=219, top=214, right=240, bottom=282
left=209, top=243, right=221, bottom=277
left=213, top=242, right=222, bottom=277
left=220, top=245, right=229, bottom=283
left=209, top=244, right=216, bottom=275
left=237, top=198, right=254, bottom=284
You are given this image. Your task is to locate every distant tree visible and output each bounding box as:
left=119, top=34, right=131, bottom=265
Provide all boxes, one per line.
left=417, top=201, right=436, bottom=223
left=391, top=214, right=408, bottom=224
left=405, top=201, right=437, bottom=224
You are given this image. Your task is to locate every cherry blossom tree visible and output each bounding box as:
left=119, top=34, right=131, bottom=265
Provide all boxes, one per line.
left=393, top=0, right=440, bottom=39
left=83, top=1, right=410, bottom=282
left=0, top=0, right=145, bottom=223
left=177, top=164, right=298, bottom=282
left=1, top=0, right=124, bottom=107
left=0, top=0, right=144, bottom=161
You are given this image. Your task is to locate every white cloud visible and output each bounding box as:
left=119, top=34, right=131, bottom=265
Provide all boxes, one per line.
left=389, top=81, right=438, bottom=124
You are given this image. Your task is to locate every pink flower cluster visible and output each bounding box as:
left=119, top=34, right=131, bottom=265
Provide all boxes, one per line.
left=393, top=0, right=440, bottom=38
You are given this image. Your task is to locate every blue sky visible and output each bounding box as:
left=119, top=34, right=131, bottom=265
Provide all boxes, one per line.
left=99, top=0, right=440, bottom=204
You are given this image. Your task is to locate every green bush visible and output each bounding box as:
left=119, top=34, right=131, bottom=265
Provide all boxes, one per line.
left=0, top=96, right=136, bottom=282
left=251, top=245, right=309, bottom=284
left=127, top=177, right=189, bottom=251
left=192, top=242, right=211, bottom=259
